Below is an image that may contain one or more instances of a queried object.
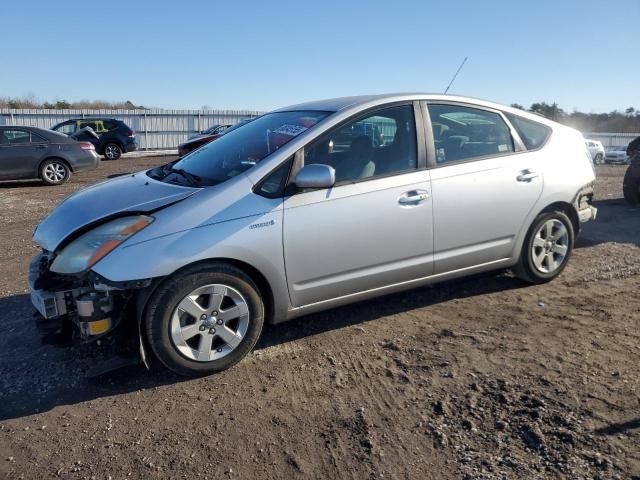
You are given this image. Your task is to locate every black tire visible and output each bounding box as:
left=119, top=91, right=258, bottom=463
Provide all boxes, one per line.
left=594, top=153, right=603, bottom=165
left=514, top=210, right=575, bottom=284
left=623, top=167, right=640, bottom=206
left=39, top=158, right=71, bottom=186
left=145, top=262, right=264, bottom=377
left=103, top=143, right=122, bottom=160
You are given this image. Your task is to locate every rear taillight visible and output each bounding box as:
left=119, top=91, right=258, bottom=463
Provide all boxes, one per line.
left=127, top=131, right=135, bottom=137
left=79, top=143, right=95, bottom=150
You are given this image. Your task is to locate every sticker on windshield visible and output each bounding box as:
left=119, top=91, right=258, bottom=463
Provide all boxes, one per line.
left=273, top=124, right=308, bottom=137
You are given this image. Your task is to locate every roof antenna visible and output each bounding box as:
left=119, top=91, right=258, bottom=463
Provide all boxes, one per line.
left=444, top=57, right=468, bottom=94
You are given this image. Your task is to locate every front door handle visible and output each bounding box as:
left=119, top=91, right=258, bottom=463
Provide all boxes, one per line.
left=517, top=169, right=539, bottom=182
left=399, top=190, right=430, bottom=205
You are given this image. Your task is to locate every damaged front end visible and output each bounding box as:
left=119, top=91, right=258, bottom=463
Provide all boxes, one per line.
left=29, top=250, right=147, bottom=345
left=26, top=170, right=202, bottom=374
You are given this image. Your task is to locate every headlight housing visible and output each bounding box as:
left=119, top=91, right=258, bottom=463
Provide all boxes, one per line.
left=50, top=215, right=153, bottom=274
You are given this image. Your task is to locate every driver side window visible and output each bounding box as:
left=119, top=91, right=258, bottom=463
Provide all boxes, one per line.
left=304, top=104, right=417, bottom=183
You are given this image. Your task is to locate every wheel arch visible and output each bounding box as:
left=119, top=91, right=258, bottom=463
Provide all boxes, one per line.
left=511, top=199, right=580, bottom=268
left=38, top=156, right=73, bottom=174
left=539, top=201, right=579, bottom=236
left=136, top=257, right=276, bottom=329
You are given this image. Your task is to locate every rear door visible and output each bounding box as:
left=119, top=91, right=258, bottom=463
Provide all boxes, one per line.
left=425, top=102, right=544, bottom=274
left=282, top=103, right=434, bottom=307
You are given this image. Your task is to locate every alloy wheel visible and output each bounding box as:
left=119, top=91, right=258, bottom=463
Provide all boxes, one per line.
left=104, top=144, right=120, bottom=159
left=531, top=219, right=569, bottom=274
left=170, top=284, right=250, bottom=362
left=43, top=162, right=66, bottom=183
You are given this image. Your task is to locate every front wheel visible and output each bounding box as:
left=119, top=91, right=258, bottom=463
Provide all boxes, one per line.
left=103, top=143, right=122, bottom=160
left=514, top=210, right=574, bottom=284
left=623, top=167, right=640, bottom=206
left=594, top=153, right=603, bottom=165
left=145, top=263, right=264, bottom=377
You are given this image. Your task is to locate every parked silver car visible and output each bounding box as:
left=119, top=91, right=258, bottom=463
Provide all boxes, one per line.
left=29, top=94, right=597, bottom=376
left=605, top=145, right=630, bottom=164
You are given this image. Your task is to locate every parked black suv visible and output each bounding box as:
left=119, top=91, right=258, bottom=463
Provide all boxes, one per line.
left=51, top=118, right=137, bottom=160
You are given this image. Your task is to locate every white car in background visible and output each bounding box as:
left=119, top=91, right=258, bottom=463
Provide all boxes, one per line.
left=605, top=145, right=630, bottom=164
left=585, top=139, right=605, bottom=164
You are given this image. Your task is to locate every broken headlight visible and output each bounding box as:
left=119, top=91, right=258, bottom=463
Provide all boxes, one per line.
left=50, top=215, right=154, bottom=274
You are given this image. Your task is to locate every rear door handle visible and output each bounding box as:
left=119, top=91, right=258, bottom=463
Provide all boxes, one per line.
left=399, top=190, right=430, bottom=205
left=517, top=169, right=539, bottom=182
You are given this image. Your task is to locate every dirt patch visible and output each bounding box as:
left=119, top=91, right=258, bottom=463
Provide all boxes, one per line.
left=0, top=162, right=639, bottom=479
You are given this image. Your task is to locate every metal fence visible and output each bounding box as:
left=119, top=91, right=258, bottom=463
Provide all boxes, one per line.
left=0, top=109, right=263, bottom=150
left=584, top=132, right=639, bottom=148
left=1, top=108, right=638, bottom=151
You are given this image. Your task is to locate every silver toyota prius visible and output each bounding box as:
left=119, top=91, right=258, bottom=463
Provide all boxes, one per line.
left=29, top=94, right=597, bottom=376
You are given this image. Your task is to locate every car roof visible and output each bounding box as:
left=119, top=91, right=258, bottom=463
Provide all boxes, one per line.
left=273, top=93, right=558, bottom=126
left=62, top=118, right=120, bottom=122
left=0, top=125, right=76, bottom=142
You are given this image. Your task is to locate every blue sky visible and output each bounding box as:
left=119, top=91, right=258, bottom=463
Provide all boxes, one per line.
left=2, top=0, right=638, bottom=112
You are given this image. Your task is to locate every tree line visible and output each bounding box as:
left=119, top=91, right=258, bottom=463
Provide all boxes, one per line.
left=510, top=102, right=640, bottom=133
left=0, top=98, right=146, bottom=110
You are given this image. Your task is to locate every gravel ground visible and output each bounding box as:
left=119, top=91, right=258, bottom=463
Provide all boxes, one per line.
left=0, top=159, right=638, bottom=479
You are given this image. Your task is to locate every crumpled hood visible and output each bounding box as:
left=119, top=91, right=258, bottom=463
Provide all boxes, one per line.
left=33, top=172, right=200, bottom=252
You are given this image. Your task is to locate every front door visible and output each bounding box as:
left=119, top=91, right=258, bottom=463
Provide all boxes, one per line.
left=283, top=103, right=434, bottom=307
left=0, top=129, right=41, bottom=179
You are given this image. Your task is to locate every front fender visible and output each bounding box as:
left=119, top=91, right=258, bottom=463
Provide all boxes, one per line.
left=91, top=207, right=290, bottom=320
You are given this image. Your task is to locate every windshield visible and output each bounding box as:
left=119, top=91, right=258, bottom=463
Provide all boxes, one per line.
left=201, top=125, right=219, bottom=135
left=171, top=110, right=330, bottom=185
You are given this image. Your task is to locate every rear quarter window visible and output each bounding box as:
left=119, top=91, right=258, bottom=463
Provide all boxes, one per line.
left=506, top=113, right=551, bottom=150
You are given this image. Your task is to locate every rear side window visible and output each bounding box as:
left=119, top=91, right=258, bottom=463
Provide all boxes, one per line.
left=428, top=104, right=514, bottom=164
left=506, top=114, right=551, bottom=150
left=31, top=132, right=48, bottom=143
left=80, top=120, right=104, bottom=132
left=103, top=120, right=118, bottom=131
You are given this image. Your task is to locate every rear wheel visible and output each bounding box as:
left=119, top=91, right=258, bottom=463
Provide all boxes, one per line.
left=623, top=167, right=640, bottom=206
left=40, top=159, right=70, bottom=185
left=103, top=143, right=122, bottom=160
left=514, top=210, right=574, bottom=284
left=145, top=263, right=264, bottom=377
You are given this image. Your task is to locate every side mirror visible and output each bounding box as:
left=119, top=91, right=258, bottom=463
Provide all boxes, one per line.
left=294, top=164, right=336, bottom=189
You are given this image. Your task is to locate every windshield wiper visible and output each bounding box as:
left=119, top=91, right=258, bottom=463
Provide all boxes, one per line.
left=164, top=167, right=201, bottom=187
